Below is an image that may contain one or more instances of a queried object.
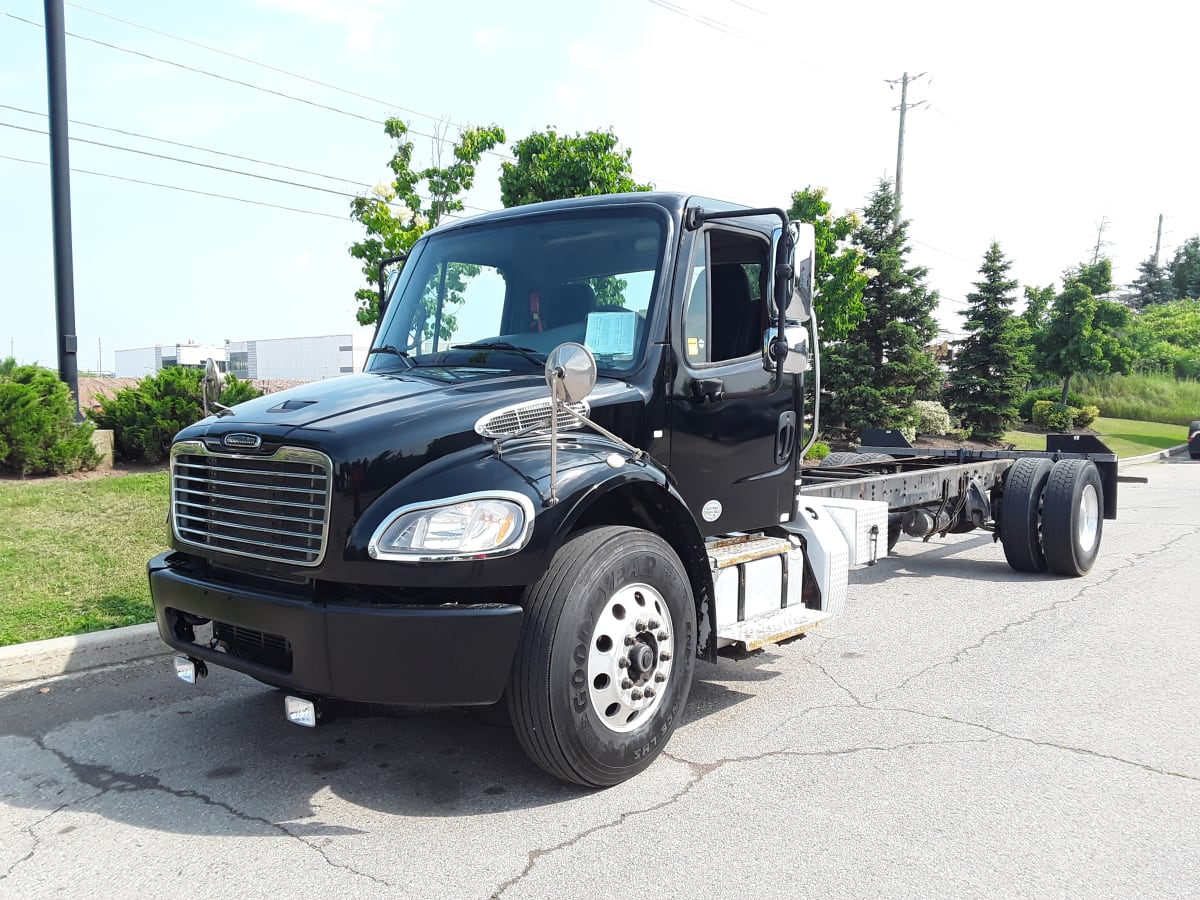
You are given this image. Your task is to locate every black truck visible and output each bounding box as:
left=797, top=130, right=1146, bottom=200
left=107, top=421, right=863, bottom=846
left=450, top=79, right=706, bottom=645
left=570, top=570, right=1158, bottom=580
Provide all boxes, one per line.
left=151, top=192, right=1123, bottom=787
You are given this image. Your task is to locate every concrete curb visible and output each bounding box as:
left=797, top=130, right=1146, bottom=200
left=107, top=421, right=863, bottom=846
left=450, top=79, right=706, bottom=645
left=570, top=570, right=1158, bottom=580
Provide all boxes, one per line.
left=0, top=622, right=168, bottom=687
left=1118, top=443, right=1189, bottom=468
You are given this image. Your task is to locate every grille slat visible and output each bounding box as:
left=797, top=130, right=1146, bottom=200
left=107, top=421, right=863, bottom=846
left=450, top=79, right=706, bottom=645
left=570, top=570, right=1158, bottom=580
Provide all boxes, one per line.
left=172, top=486, right=324, bottom=512
left=174, top=473, right=326, bottom=497
left=171, top=443, right=332, bottom=566
left=214, top=621, right=292, bottom=673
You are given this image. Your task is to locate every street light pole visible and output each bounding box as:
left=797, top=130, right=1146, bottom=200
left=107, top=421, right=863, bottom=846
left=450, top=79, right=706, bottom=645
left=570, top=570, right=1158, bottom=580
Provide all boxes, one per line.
left=44, top=0, right=81, bottom=420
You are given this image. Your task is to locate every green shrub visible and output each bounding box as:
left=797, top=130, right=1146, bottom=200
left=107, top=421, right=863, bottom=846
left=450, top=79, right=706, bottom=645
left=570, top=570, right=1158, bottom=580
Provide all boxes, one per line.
left=804, top=441, right=831, bottom=461
left=0, top=359, right=99, bottom=476
left=90, top=367, right=262, bottom=463
left=1074, top=404, right=1100, bottom=428
left=1019, top=387, right=1092, bottom=422
left=909, top=399, right=953, bottom=435
left=1032, top=401, right=1076, bottom=432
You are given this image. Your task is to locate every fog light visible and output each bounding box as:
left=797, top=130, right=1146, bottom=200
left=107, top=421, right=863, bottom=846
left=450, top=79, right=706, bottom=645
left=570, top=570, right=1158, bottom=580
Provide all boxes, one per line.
left=284, top=695, right=318, bottom=727
left=173, top=655, right=196, bottom=684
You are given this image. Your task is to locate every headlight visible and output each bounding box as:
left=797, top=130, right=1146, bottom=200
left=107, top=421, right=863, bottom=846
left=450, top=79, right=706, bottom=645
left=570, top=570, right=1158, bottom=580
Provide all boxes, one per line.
left=368, top=491, right=534, bottom=561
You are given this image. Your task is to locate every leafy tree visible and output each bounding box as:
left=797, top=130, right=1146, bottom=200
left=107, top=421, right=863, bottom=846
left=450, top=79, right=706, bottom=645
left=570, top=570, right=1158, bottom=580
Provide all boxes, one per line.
left=1021, top=284, right=1054, bottom=333
left=786, top=186, right=867, bottom=342
left=1168, top=236, right=1200, bottom=300
left=822, top=179, right=940, bottom=436
left=498, top=127, right=651, bottom=208
left=1037, top=262, right=1134, bottom=405
left=349, top=118, right=505, bottom=326
left=1129, top=254, right=1175, bottom=308
left=1127, top=298, right=1200, bottom=378
left=944, top=242, right=1028, bottom=440
left=0, top=360, right=98, bottom=475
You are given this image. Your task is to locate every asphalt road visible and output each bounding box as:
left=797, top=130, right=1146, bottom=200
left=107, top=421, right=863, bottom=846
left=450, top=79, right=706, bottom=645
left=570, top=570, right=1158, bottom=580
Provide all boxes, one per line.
left=3, top=457, right=1199, bottom=898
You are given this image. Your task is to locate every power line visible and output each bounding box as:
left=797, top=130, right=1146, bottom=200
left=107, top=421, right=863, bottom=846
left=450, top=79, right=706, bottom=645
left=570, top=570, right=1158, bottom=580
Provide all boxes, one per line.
left=0, top=102, right=366, bottom=188
left=64, top=1, right=465, bottom=132
left=1, top=120, right=364, bottom=201
left=0, top=112, right=496, bottom=217
left=3, top=11, right=495, bottom=155
left=0, top=153, right=347, bottom=220
left=644, top=0, right=761, bottom=45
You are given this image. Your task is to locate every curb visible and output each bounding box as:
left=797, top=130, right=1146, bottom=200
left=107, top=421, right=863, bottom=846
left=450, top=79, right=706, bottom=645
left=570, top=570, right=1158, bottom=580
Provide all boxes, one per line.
left=1118, top=443, right=1189, bottom=468
left=0, top=622, right=168, bottom=687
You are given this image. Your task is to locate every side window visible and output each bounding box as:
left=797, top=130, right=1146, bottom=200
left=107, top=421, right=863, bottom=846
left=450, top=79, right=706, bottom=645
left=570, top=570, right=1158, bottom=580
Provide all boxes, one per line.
left=682, top=229, right=770, bottom=366
left=682, top=236, right=708, bottom=363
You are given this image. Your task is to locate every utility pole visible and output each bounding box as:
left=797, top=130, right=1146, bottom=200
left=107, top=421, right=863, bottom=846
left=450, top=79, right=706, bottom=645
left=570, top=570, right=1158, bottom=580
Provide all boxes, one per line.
left=1154, top=213, right=1163, bottom=265
left=886, top=71, right=927, bottom=223
left=44, top=0, right=81, bottom=420
left=1091, top=216, right=1110, bottom=265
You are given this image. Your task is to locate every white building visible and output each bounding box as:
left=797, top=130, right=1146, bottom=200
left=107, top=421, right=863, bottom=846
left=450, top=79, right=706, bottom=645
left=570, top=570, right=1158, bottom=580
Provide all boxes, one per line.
left=115, top=334, right=371, bottom=381
left=114, top=343, right=227, bottom=378
left=224, top=333, right=370, bottom=381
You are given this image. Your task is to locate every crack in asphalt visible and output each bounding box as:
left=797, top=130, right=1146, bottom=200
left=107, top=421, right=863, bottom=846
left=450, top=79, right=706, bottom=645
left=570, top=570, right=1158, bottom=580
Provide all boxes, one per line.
left=0, top=793, right=101, bottom=882
left=20, top=737, right=391, bottom=889
left=875, top=526, right=1200, bottom=702
left=489, top=734, right=994, bottom=899
left=875, top=705, right=1200, bottom=784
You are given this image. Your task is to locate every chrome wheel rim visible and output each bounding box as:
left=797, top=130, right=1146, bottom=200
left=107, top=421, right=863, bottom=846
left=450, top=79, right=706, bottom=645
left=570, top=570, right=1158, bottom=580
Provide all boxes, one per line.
left=1078, top=483, right=1100, bottom=553
left=586, top=582, right=674, bottom=734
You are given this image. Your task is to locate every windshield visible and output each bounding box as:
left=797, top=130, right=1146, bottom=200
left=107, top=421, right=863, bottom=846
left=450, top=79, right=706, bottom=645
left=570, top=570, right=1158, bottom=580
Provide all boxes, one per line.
left=367, top=208, right=666, bottom=379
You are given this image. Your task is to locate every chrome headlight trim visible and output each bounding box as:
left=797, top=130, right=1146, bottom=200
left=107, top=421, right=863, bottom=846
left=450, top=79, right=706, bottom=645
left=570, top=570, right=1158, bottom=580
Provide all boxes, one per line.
left=367, top=490, right=536, bottom=562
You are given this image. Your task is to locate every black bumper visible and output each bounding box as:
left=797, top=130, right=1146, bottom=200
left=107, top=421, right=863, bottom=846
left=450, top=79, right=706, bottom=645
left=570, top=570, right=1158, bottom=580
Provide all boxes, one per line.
left=149, top=553, right=523, bottom=705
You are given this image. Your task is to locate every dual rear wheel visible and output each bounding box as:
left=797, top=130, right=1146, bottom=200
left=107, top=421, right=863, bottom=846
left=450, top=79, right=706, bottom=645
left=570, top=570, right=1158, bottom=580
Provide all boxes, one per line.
left=1000, top=458, right=1103, bottom=576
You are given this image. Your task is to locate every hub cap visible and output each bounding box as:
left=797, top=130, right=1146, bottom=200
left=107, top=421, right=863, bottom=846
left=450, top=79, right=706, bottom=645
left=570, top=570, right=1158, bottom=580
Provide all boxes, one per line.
left=586, top=582, right=674, bottom=734
left=1078, top=483, right=1100, bottom=552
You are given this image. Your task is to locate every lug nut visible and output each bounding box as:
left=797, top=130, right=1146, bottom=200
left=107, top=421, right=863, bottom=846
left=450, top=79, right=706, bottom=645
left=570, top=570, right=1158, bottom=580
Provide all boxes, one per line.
left=635, top=619, right=647, bottom=632
left=630, top=689, right=643, bottom=700
left=617, top=656, right=630, bottom=668
left=655, top=671, right=667, bottom=682
left=621, top=679, right=633, bottom=690
left=644, top=687, right=656, bottom=698
left=659, top=651, right=671, bottom=661
left=624, top=635, right=636, bottom=646
left=657, top=631, right=668, bottom=641
left=648, top=619, right=661, bottom=630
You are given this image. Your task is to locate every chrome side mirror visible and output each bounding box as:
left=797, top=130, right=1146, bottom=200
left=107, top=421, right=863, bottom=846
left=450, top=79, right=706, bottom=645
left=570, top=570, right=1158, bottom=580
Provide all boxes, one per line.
left=763, top=323, right=809, bottom=375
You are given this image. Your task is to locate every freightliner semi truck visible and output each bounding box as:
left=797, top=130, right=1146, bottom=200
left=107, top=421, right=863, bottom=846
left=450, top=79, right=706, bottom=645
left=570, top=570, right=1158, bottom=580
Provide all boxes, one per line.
left=151, top=192, right=1127, bottom=787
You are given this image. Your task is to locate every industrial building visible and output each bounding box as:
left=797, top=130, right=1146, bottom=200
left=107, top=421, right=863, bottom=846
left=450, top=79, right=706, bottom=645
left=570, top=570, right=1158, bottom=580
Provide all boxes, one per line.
left=114, top=333, right=371, bottom=381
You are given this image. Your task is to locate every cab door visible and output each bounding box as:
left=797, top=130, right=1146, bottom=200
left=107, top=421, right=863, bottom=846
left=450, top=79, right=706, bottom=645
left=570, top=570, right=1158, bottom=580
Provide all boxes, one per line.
left=667, top=223, right=798, bottom=537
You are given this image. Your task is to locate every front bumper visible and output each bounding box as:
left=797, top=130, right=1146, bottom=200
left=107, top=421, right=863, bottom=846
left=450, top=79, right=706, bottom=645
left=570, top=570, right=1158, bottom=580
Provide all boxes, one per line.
left=149, top=553, right=523, bottom=705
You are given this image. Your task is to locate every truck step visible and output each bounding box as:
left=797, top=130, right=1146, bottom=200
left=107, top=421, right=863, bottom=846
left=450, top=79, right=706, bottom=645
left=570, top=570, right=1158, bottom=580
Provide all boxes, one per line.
left=717, top=606, right=829, bottom=652
left=707, top=535, right=792, bottom=570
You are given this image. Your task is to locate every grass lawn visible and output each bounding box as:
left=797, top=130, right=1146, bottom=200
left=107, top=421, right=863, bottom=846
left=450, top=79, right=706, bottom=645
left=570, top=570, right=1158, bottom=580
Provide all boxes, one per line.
left=1003, top=416, right=1188, bottom=458
left=0, top=470, right=169, bottom=646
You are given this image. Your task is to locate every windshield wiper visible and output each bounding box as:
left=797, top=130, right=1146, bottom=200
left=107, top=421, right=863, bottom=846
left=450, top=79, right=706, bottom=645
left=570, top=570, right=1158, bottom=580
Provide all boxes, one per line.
left=366, top=345, right=415, bottom=368
left=451, top=342, right=544, bottom=367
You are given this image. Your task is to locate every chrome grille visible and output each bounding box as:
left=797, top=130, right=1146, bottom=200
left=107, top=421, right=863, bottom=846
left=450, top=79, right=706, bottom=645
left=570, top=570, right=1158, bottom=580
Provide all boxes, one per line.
left=171, top=441, right=332, bottom=566
left=475, top=399, right=589, bottom=439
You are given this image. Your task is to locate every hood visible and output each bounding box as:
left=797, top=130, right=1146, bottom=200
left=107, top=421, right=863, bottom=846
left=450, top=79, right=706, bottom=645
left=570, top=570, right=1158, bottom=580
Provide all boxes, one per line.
left=178, top=371, right=648, bottom=512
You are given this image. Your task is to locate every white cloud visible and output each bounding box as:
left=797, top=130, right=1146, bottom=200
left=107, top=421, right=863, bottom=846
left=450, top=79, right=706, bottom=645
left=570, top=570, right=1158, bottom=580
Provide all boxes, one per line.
left=256, top=0, right=403, bottom=52
left=472, top=28, right=506, bottom=48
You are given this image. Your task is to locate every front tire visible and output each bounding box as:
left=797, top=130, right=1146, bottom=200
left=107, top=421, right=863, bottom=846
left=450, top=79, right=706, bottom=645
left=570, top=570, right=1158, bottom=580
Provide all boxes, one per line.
left=507, top=526, right=696, bottom=787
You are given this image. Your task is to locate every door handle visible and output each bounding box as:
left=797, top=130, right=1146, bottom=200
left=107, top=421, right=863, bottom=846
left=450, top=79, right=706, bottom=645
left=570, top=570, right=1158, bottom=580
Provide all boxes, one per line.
left=690, top=378, right=725, bottom=403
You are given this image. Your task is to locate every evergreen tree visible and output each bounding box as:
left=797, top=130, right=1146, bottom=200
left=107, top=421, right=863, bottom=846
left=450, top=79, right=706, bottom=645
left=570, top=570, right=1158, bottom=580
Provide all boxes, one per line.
left=1129, top=255, right=1174, bottom=308
left=944, top=242, right=1028, bottom=441
left=823, top=179, right=940, bottom=436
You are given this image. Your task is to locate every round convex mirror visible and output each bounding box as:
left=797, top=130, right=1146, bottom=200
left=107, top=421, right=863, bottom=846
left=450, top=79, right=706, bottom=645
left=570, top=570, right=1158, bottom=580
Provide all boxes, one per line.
left=545, top=342, right=597, bottom=403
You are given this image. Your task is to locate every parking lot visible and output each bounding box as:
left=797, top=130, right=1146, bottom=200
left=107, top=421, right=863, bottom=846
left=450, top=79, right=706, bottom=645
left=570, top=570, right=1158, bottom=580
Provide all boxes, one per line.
left=3, top=457, right=1199, bottom=898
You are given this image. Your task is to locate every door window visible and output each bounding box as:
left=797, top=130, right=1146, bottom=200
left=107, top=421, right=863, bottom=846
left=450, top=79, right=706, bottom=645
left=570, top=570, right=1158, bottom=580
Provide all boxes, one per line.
left=681, top=229, right=769, bottom=365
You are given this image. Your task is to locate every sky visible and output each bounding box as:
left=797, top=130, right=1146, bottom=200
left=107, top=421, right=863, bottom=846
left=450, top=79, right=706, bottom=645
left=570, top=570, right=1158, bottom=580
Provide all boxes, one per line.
left=2, top=0, right=1197, bottom=372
